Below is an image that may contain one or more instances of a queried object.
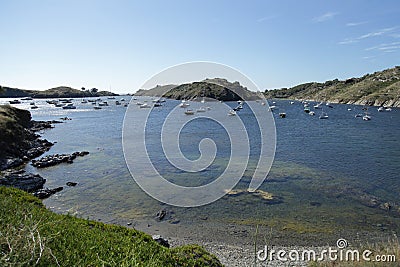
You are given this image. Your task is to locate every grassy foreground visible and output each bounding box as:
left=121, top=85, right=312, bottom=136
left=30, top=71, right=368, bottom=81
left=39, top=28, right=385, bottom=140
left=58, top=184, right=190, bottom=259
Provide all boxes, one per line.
left=0, top=186, right=222, bottom=266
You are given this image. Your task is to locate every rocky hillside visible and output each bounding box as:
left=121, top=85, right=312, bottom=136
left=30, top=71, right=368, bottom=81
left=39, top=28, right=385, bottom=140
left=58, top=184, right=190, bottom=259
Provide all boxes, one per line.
left=135, top=78, right=261, bottom=101
left=0, top=86, right=118, bottom=98
left=0, top=105, right=53, bottom=170
left=264, top=66, right=400, bottom=107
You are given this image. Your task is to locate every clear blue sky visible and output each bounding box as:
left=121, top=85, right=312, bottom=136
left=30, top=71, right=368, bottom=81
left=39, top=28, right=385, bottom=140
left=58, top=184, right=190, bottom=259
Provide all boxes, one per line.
left=1, top=0, right=399, bottom=93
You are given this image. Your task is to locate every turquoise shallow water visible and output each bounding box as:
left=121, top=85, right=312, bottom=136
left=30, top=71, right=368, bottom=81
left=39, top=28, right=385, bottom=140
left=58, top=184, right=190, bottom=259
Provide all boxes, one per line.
left=1, top=97, right=399, bottom=245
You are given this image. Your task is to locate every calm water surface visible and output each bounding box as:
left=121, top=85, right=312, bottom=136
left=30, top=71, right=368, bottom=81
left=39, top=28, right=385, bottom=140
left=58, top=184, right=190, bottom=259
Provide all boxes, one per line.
left=2, top=97, right=399, bottom=245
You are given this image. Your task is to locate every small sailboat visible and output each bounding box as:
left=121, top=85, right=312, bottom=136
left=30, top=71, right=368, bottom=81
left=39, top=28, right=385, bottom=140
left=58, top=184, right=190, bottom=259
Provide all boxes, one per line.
left=304, top=106, right=310, bottom=113
left=309, top=111, right=315, bottom=116
left=62, top=103, right=77, bottom=109
left=228, top=110, right=237, bottom=116
left=319, top=111, right=328, bottom=119
left=179, top=100, right=190, bottom=108
left=196, top=107, right=206, bottom=112
left=184, top=109, right=195, bottom=115
left=377, top=107, right=384, bottom=112
left=140, top=103, right=151, bottom=108
left=279, top=112, right=286, bottom=118
left=314, top=102, right=323, bottom=109
left=363, top=108, right=371, bottom=121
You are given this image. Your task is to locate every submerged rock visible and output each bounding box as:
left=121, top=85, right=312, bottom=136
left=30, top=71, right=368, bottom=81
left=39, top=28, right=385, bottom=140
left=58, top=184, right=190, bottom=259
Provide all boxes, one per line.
left=0, top=169, right=45, bottom=192
left=224, top=189, right=283, bottom=204
left=31, top=151, right=89, bottom=168
left=156, top=209, right=167, bottom=221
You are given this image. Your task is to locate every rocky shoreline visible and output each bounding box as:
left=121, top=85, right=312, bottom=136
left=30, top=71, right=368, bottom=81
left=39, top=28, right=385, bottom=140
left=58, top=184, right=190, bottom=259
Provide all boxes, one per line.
left=0, top=105, right=85, bottom=199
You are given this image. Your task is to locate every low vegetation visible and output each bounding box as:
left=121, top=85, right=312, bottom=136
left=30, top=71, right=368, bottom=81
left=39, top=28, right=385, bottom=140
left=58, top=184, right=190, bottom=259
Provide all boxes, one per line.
left=135, top=78, right=260, bottom=101
left=264, top=66, right=400, bottom=107
left=0, top=86, right=118, bottom=98
left=0, top=186, right=222, bottom=266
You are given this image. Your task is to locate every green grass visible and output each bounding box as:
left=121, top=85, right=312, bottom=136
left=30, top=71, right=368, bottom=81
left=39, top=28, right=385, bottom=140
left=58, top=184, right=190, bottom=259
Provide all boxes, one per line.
left=0, top=186, right=222, bottom=266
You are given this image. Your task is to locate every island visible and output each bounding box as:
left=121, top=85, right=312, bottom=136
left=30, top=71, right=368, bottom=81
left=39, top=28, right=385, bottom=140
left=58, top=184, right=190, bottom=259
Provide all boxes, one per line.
left=135, top=78, right=262, bottom=101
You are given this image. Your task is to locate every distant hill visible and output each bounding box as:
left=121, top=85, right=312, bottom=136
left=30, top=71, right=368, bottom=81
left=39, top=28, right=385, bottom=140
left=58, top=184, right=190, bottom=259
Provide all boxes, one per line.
left=135, top=78, right=261, bottom=101
left=0, top=86, right=118, bottom=98
left=264, top=66, right=400, bottom=107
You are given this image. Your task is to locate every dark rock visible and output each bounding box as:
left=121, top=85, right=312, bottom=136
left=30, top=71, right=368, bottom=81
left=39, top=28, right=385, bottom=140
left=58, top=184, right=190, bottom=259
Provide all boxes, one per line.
left=66, top=181, right=78, bottom=186
left=31, top=151, right=89, bottom=168
left=0, top=169, right=45, bottom=192
left=309, top=201, right=321, bottom=207
left=33, top=187, right=63, bottom=199
left=169, top=219, right=180, bottom=224
left=156, top=209, right=167, bottom=221
left=152, top=235, right=170, bottom=248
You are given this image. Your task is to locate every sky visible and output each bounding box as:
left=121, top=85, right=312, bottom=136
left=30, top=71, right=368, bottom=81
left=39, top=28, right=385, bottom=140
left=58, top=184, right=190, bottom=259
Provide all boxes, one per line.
left=0, top=0, right=399, bottom=94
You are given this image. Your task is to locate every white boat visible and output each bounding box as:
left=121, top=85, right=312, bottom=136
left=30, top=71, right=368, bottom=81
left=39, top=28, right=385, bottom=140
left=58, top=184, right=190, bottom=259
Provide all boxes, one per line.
left=378, top=107, right=384, bottom=112
left=385, top=107, right=392, bottom=111
left=22, top=97, right=33, bottom=100
left=98, top=102, right=109, bottom=106
left=319, top=112, right=328, bottom=119
left=196, top=107, right=206, bottom=112
left=179, top=102, right=190, bottom=108
left=62, top=103, right=77, bottom=109
left=309, top=111, right=315, bottom=116
left=363, top=115, right=371, bottom=121
left=314, top=102, right=323, bottom=109
left=362, top=107, right=371, bottom=120
left=290, top=101, right=294, bottom=104
left=201, top=97, right=205, bottom=103
left=140, top=103, right=151, bottom=108
left=355, top=114, right=363, bottom=118
left=136, top=102, right=143, bottom=105
left=268, top=105, right=276, bottom=111
left=228, top=110, right=237, bottom=116
left=184, top=109, right=195, bottom=115
left=347, top=108, right=352, bottom=111
left=81, top=99, right=88, bottom=103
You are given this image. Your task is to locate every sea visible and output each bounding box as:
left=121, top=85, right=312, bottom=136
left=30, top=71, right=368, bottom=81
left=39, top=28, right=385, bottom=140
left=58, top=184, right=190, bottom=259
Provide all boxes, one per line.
left=1, top=96, right=399, bottom=247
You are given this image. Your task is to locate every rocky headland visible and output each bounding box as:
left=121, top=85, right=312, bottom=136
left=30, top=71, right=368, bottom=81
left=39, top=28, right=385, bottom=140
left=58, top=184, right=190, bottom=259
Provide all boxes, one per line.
left=0, top=105, right=84, bottom=198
